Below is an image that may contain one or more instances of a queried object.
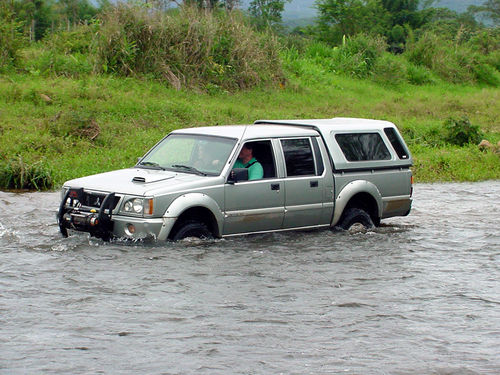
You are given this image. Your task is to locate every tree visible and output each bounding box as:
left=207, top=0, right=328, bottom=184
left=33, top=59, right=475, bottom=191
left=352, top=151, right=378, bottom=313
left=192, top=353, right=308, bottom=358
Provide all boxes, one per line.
left=315, top=0, right=389, bottom=45
left=485, top=0, right=500, bottom=24
left=380, top=0, right=435, bottom=50
left=13, top=0, right=54, bottom=41
left=249, top=0, right=290, bottom=30
left=57, top=0, right=98, bottom=28
left=0, top=1, right=26, bottom=68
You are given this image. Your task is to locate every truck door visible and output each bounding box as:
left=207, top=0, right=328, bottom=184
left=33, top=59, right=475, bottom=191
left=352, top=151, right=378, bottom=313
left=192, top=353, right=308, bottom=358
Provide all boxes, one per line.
left=280, top=137, right=330, bottom=229
left=223, top=140, right=285, bottom=235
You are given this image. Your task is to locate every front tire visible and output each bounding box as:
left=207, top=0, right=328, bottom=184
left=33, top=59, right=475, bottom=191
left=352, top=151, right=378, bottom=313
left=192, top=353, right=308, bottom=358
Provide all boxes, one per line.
left=336, top=208, right=374, bottom=231
left=170, top=220, right=213, bottom=241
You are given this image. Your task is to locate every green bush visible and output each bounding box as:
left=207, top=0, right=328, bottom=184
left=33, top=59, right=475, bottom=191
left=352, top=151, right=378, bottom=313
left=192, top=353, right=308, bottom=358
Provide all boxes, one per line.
left=444, top=117, right=483, bottom=146
left=280, top=34, right=312, bottom=54
left=466, top=30, right=500, bottom=55
left=372, top=54, right=406, bottom=85
left=25, top=49, right=93, bottom=77
left=484, top=50, right=500, bottom=71
left=334, top=34, right=387, bottom=78
left=45, top=26, right=95, bottom=54
left=405, top=32, right=439, bottom=69
left=403, top=123, right=447, bottom=148
left=305, top=41, right=336, bottom=59
left=406, top=63, right=435, bottom=85
left=298, top=34, right=387, bottom=79
left=472, top=61, right=500, bottom=86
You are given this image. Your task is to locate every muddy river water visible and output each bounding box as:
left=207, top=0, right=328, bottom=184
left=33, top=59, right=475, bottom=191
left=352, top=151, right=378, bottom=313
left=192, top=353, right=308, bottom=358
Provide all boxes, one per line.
left=1, top=182, right=499, bottom=374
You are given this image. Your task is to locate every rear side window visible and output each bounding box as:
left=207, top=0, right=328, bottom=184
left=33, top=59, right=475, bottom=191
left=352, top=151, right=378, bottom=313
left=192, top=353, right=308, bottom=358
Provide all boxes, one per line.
left=384, top=127, right=409, bottom=159
left=335, top=133, right=391, bottom=161
left=281, top=138, right=315, bottom=176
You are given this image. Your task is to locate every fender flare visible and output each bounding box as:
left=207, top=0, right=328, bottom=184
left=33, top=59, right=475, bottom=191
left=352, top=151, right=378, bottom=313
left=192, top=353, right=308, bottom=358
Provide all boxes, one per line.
left=332, top=180, right=382, bottom=226
left=157, top=193, right=224, bottom=241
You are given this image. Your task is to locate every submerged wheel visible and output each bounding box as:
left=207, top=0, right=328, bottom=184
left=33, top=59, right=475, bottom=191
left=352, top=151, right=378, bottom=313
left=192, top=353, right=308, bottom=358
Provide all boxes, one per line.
left=337, top=208, right=374, bottom=231
left=171, top=220, right=213, bottom=241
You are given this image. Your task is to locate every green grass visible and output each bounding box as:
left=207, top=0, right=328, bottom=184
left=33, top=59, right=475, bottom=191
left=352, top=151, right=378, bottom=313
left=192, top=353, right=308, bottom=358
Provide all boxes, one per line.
left=0, top=67, right=499, bottom=190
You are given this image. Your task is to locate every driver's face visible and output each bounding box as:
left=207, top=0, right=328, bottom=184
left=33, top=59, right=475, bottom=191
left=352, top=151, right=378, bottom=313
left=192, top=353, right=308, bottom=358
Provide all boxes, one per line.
left=239, top=146, right=252, bottom=159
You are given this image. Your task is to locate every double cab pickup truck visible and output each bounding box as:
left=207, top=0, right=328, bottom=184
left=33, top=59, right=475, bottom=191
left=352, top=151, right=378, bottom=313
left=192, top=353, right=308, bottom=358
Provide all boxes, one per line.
left=57, top=118, right=413, bottom=241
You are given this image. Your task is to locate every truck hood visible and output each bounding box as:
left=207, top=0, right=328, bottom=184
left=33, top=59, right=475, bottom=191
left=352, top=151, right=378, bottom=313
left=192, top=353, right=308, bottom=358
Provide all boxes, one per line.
left=63, top=168, right=211, bottom=196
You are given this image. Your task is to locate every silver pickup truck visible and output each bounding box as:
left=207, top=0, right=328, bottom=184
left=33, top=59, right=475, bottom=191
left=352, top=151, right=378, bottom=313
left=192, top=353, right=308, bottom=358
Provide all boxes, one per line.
left=57, top=118, right=413, bottom=241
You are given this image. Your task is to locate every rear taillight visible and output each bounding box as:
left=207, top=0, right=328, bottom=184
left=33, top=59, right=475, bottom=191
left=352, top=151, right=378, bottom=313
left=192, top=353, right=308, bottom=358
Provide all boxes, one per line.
left=410, top=175, right=414, bottom=197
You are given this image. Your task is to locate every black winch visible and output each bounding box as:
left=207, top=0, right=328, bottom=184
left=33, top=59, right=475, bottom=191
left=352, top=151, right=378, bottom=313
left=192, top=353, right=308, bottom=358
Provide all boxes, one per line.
left=57, top=188, right=116, bottom=240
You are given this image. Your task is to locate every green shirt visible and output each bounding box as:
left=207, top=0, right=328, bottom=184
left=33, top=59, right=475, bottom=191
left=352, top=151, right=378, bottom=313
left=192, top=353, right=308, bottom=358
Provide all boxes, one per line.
left=233, top=157, right=264, bottom=180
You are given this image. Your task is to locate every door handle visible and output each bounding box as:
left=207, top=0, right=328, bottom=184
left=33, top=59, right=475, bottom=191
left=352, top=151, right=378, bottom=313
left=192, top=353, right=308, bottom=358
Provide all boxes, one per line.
left=271, top=183, right=280, bottom=191
left=310, top=181, right=318, bottom=188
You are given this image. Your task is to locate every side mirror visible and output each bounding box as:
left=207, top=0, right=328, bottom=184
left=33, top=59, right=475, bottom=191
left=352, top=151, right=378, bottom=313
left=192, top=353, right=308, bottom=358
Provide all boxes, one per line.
left=227, top=168, right=248, bottom=184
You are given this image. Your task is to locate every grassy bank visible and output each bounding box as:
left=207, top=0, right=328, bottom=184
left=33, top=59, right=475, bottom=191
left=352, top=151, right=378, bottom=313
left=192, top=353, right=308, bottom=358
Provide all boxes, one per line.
left=0, top=70, right=499, bottom=190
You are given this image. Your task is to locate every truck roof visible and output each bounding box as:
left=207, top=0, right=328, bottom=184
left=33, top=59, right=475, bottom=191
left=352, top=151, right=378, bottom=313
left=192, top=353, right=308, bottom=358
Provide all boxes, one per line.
left=173, top=118, right=399, bottom=140
left=254, top=117, right=398, bottom=131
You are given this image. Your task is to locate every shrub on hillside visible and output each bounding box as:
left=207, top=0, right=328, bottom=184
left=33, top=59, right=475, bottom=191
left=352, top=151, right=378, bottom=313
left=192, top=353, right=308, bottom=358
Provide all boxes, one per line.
left=444, top=117, right=483, bottom=147
left=298, top=35, right=387, bottom=79
left=20, top=25, right=96, bottom=77
left=45, top=26, right=95, bottom=55
left=405, top=32, right=499, bottom=86
left=372, top=54, right=406, bottom=85
left=25, top=49, right=93, bottom=77
left=333, top=34, right=387, bottom=78
left=93, top=4, right=284, bottom=90
left=466, top=30, right=500, bottom=55
left=405, top=63, right=435, bottom=85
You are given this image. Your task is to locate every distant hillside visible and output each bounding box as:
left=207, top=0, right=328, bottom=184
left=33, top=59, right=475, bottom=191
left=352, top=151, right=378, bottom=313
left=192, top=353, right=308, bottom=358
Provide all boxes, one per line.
left=282, top=0, right=316, bottom=21
left=435, top=0, right=484, bottom=13
left=261, top=0, right=486, bottom=21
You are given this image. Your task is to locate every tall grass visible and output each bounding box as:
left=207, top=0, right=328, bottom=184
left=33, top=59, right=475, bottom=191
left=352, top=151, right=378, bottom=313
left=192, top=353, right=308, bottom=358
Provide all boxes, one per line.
left=282, top=32, right=500, bottom=87
left=286, top=35, right=387, bottom=79
left=93, top=4, right=284, bottom=91
left=405, top=31, right=500, bottom=86
left=0, top=157, right=53, bottom=190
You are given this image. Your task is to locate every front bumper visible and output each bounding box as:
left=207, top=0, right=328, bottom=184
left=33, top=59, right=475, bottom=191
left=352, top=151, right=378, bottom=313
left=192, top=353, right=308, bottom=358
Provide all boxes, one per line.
left=57, top=189, right=169, bottom=241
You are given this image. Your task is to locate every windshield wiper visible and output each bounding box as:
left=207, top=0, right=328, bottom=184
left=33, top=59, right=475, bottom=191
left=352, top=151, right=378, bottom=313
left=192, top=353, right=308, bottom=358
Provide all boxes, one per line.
left=138, top=161, right=165, bottom=170
left=171, top=164, right=207, bottom=176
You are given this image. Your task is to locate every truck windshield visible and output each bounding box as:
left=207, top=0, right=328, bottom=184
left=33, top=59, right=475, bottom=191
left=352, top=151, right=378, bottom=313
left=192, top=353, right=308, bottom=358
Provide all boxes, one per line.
left=138, top=134, right=237, bottom=176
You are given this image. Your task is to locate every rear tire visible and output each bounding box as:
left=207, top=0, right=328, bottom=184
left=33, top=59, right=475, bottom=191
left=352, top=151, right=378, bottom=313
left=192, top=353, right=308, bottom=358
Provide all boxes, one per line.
left=171, top=220, right=213, bottom=241
left=337, top=208, right=374, bottom=231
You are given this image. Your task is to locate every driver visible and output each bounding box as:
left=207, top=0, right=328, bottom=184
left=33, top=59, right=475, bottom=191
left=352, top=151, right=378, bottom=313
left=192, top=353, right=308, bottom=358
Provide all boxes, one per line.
left=233, top=143, right=263, bottom=180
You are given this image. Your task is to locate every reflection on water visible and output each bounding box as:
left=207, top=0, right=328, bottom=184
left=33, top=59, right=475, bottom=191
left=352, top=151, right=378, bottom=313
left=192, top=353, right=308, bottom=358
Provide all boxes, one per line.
left=1, top=182, right=499, bottom=374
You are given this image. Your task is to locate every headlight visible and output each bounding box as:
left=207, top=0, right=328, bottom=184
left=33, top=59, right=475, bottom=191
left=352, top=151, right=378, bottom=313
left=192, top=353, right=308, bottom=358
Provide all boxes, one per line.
left=121, top=197, right=154, bottom=216
left=132, top=198, right=143, bottom=214
left=123, top=200, right=134, bottom=212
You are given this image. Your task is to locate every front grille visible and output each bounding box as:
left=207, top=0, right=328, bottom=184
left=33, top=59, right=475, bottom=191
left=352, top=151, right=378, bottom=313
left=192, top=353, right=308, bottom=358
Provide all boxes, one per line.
left=67, top=190, right=121, bottom=210
left=82, top=192, right=121, bottom=209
